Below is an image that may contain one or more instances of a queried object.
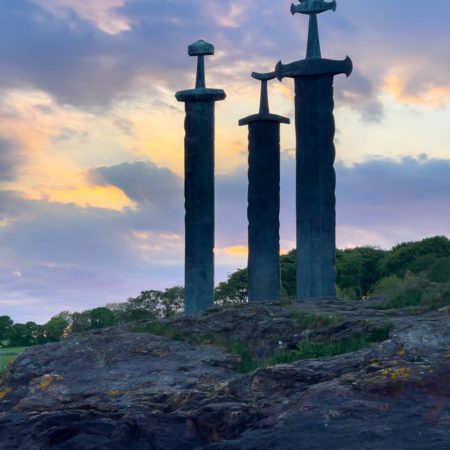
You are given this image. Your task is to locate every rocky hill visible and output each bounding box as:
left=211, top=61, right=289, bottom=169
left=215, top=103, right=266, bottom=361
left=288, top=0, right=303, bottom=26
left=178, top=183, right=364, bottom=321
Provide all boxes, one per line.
left=0, top=298, right=449, bottom=449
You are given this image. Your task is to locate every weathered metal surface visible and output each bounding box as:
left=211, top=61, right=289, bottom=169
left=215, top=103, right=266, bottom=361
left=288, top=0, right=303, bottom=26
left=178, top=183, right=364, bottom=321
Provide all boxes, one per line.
left=276, top=1, right=351, bottom=300
left=239, top=74, right=289, bottom=303
left=176, top=41, right=225, bottom=315
left=290, top=0, right=336, bottom=16
left=276, top=56, right=352, bottom=80
left=295, top=75, right=337, bottom=299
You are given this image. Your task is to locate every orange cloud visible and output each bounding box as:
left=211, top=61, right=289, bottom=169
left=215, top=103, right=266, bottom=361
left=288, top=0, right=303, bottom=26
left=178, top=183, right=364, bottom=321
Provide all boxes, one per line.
left=384, top=73, right=450, bottom=108
left=0, top=88, right=149, bottom=210
left=218, top=245, right=249, bottom=257
left=24, top=185, right=134, bottom=211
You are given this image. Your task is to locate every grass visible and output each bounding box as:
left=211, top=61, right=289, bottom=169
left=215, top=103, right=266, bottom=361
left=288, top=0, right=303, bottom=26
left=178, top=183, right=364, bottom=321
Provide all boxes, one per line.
left=373, top=286, right=450, bottom=311
left=134, top=318, right=392, bottom=374
left=0, top=347, right=27, bottom=377
left=133, top=322, right=196, bottom=343
left=255, top=323, right=392, bottom=370
left=373, top=289, right=423, bottom=310
left=370, top=272, right=450, bottom=311
left=288, top=309, right=343, bottom=330
left=132, top=322, right=257, bottom=373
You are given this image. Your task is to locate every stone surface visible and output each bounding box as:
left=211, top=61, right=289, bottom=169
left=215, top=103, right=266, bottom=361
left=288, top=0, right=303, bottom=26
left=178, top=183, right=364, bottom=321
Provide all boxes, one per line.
left=176, top=42, right=225, bottom=315
left=1, top=300, right=449, bottom=449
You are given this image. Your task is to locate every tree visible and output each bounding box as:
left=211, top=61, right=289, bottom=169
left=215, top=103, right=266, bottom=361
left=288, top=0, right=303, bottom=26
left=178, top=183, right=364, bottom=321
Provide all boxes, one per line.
left=9, top=322, right=43, bottom=346
left=44, top=316, right=69, bottom=342
left=381, top=236, right=450, bottom=277
left=89, top=307, right=116, bottom=329
left=281, top=250, right=296, bottom=297
left=161, top=286, right=184, bottom=318
left=71, top=311, right=92, bottom=333
left=0, top=316, right=14, bottom=344
left=336, top=246, right=386, bottom=298
left=124, top=291, right=162, bottom=321
left=215, top=268, right=248, bottom=305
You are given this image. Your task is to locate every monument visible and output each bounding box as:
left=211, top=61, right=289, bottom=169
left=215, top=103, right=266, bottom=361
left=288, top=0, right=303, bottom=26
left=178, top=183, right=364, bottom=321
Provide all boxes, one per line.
left=239, top=72, right=290, bottom=302
left=176, top=40, right=226, bottom=315
left=276, top=0, right=352, bottom=300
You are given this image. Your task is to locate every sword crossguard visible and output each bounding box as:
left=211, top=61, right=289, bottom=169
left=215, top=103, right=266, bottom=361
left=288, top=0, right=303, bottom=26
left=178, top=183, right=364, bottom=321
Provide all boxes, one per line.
left=290, top=0, right=336, bottom=15
left=251, top=71, right=277, bottom=81
left=276, top=56, right=353, bottom=81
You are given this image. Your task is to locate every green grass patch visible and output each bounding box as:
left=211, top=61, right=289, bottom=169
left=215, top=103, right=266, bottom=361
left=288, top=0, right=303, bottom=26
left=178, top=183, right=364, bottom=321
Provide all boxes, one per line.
left=370, top=271, right=450, bottom=311
left=373, top=289, right=423, bottom=310
left=133, top=322, right=258, bottom=373
left=373, top=285, right=450, bottom=311
left=133, top=322, right=196, bottom=343
left=0, top=347, right=27, bottom=376
left=289, top=309, right=343, bottom=330
left=134, top=320, right=392, bottom=374
left=257, top=323, right=392, bottom=369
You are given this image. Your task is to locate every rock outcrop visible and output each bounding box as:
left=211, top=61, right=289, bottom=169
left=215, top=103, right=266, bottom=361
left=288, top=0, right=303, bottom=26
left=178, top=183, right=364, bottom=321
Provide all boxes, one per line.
left=0, top=299, right=449, bottom=449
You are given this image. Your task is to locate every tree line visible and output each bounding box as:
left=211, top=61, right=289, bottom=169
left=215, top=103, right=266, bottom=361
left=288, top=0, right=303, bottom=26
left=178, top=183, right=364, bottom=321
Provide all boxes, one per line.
left=1, top=236, right=449, bottom=346
left=216, top=235, right=450, bottom=302
left=0, top=287, right=184, bottom=347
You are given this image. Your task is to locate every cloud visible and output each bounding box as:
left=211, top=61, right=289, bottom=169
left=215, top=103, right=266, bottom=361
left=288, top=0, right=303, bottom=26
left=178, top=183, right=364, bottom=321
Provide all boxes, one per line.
left=336, top=156, right=450, bottom=245
left=206, top=1, right=248, bottom=28
left=383, top=73, right=450, bottom=108
left=1, top=154, right=450, bottom=322
left=0, top=186, right=183, bottom=323
left=0, top=137, right=23, bottom=181
left=0, top=0, right=447, bottom=124
left=0, top=1, right=448, bottom=323
left=335, top=69, right=384, bottom=122
left=31, top=0, right=131, bottom=35
left=89, top=161, right=182, bottom=204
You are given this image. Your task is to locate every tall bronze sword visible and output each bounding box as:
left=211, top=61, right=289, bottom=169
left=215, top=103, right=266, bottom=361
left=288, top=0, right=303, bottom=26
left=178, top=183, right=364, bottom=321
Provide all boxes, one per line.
left=176, top=41, right=226, bottom=315
left=239, top=73, right=290, bottom=302
left=276, top=1, right=352, bottom=300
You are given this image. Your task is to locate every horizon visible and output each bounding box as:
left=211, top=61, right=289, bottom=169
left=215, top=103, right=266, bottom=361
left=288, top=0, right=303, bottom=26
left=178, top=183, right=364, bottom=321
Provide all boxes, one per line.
left=3, top=234, right=449, bottom=326
left=0, top=0, right=449, bottom=323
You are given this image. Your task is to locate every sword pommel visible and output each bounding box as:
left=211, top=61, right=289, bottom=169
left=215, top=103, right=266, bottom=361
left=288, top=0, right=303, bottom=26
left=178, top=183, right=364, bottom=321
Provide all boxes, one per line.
left=188, top=40, right=214, bottom=56
left=187, top=40, right=215, bottom=89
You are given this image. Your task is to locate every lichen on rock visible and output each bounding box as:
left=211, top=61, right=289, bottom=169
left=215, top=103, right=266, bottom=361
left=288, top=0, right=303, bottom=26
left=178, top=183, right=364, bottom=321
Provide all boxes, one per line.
left=0, top=299, right=449, bottom=449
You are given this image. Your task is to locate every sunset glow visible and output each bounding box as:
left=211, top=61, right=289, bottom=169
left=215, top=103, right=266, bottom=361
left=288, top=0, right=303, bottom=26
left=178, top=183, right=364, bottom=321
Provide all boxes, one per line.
left=0, top=0, right=448, bottom=323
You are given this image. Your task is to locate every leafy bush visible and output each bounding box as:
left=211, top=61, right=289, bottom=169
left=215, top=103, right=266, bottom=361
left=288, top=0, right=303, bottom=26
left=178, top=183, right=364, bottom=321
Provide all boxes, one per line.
left=371, top=272, right=450, bottom=311
left=427, top=257, right=450, bottom=283
left=336, top=246, right=386, bottom=298
left=370, top=275, right=404, bottom=298
left=381, top=236, right=450, bottom=277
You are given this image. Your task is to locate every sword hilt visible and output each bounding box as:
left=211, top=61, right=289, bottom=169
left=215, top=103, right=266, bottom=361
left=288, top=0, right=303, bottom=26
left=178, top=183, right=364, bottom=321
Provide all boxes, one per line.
left=251, top=72, right=277, bottom=114
left=188, top=40, right=214, bottom=89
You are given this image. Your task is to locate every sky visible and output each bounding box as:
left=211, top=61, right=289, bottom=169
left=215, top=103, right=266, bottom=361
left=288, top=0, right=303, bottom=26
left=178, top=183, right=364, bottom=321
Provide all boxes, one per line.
left=0, top=0, right=449, bottom=324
